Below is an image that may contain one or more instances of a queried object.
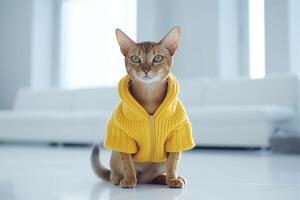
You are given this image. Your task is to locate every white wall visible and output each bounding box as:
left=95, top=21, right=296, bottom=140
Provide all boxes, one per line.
left=265, top=0, right=290, bottom=74
left=137, top=0, right=159, bottom=41
left=289, top=0, right=300, bottom=76
left=137, top=0, right=242, bottom=80
left=164, top=0, right=220, bottom=79
left=218, top=0, right=241, bottom=79
left=0, top=0, right=57, bottom=109
left=31, top=0, right=56, bottom=89
left=264, top=0, right=300, bottom=77
left=138, top=0, right=300, bottom=80
left=0, top=0, right=33, bottom=109
left=0, top=0, right=299, bottom=109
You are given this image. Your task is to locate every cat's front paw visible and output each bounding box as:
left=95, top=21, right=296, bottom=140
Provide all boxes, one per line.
left=119, top=178, right=137, bottom=188
left=166, top=176, right=186, bottom=188
left=110, top=175, right=123, bottom=185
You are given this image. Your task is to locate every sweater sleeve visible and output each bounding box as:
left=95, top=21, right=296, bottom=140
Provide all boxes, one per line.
left=104, top=122, right=138, bottom=154
left=165, top=121, right=195, bottom=152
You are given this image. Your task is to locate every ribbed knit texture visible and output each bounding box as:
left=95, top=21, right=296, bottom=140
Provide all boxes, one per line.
left=104, top=73, right=195, bottom=163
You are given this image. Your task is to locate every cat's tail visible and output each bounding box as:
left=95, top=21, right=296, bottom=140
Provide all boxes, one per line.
left=90, top=143, right=111, bottom=181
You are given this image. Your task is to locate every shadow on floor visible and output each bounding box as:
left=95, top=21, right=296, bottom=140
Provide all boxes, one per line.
left=89, top=181, right=185, bottom=200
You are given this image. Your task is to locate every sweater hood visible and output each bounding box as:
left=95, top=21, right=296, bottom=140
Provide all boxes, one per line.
left=118, top=73, right=179, bottom=120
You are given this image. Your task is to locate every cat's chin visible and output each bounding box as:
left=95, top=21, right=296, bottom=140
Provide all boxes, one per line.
left=136, top=76, right=160, bottom=84
left=142, top=76, right=153, bottom=81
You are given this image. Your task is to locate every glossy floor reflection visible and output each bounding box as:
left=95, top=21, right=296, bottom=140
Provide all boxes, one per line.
left=0, top=145, right=300, bottom=200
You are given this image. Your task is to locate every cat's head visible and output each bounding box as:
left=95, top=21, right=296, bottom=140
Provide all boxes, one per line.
left=115, top=26, right=180, bottom=83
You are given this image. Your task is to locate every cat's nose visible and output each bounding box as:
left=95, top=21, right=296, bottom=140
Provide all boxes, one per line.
left=142, top=66, right=151, bottom=74
left=144, top=68, right=151, bottom=74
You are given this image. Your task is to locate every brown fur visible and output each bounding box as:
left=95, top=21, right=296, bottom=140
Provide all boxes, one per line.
left=91, top=26, right=185, bottom=188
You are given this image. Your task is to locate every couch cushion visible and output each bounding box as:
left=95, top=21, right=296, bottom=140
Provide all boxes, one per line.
left=0, top=110, right=111, bottom=125
left=178, top=78, right=208, bottom=106
left=73, top=87, right=119, bottom=110
left=14, top=88, right=74, bottom=110
left=13, top=87, right=120, bottom=111
left=203, top=75, right=298, bottom=109
left=186, top=105, right=295, bottom=123
left=0, top=110, right=111, bottom=142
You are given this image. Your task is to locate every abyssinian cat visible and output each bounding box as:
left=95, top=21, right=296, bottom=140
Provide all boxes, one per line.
left=91, top=26, right=194, bottom=188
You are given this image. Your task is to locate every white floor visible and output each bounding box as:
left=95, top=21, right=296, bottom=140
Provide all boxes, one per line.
left=0, top=145, right=300, bottom=200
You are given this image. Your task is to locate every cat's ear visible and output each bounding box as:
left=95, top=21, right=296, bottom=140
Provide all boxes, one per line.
left=159, top=26, right=180, bottom=56
left=115, top=29, right=136, bottom=56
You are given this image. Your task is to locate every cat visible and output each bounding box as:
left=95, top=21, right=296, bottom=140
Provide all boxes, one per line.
left=91, top=26, right=194, bottom=188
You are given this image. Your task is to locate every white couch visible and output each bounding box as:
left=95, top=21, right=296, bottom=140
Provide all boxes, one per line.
left=0, top=74, right=298, bottom=147
left=180, top=74, right=298, bottom=147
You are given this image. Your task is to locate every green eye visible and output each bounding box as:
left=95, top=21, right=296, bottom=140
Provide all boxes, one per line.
left=131, top=55, right=141, bottom=63
left=153, top=55, right=164, bottom=63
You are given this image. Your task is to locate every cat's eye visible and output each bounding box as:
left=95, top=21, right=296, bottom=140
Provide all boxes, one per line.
left=153, top=55, right=164, bottom=63
left=131, top=55, right=141, bottom=63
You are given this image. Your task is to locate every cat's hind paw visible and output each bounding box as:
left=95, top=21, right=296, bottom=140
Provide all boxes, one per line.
left=177, top=176, right=187, bottom=185
left=167, top=177, right=185, bottom=188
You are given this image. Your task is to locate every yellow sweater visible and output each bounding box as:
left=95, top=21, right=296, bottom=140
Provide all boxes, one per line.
left=104, top=74, right=195, bottom=162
